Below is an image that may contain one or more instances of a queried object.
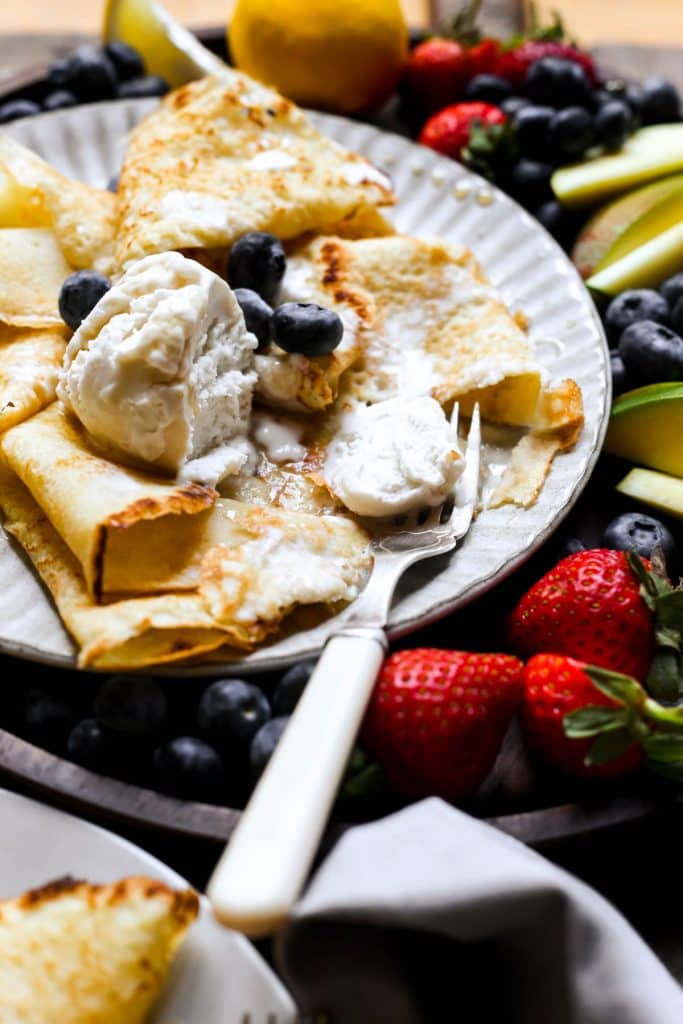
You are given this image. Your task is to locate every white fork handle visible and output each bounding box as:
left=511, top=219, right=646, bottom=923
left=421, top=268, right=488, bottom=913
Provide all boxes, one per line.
left=207, top=629, right=386, bottom=937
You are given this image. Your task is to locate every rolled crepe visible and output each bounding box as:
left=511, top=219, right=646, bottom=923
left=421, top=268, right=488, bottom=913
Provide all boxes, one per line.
left=0, top=325, right=66, bottom=431
left=0, top=404, right=217, bottom=600
left=0, top=460, right=371, bottom=667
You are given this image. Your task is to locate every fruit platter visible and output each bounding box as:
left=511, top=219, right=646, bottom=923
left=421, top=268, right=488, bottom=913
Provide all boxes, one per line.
left=0, top=0, right=681, bottom=872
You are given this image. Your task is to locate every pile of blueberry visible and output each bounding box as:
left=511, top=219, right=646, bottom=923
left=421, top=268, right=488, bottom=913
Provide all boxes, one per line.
left=605, top=273, right=683, bottom=395
left=495, top=67, right=681, bottom=249
left=57, top=230, right=345, bottom=358
left=6, top=661, right=324, bottom=803
left=0, top=43, right=168, bottom=125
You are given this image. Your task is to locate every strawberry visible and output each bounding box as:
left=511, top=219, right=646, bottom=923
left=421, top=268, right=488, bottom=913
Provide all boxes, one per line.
left=509, top=549, right=654, bottom=681
left=522, top=654, right=643, bottom=778
left=494, top=40, right=598, bottom=87
left=418, top=101, right=506, bottom=161
left=362, top=648, right=523, bottom=801
left=509, top=550, right=683, bottom=703
left=465, top=37, right=502, bottom=78
left=405, top=38, right=471, bottom=112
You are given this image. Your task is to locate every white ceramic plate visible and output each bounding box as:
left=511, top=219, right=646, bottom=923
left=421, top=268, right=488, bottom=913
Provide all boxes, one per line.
left=0, top=101, right=610, bottom=674
left=0, top=786, right=297, bottom=1022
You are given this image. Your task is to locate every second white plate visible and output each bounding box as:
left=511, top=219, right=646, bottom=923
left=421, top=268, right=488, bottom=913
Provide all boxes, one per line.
left=0, top=787, right=297, bottom=1023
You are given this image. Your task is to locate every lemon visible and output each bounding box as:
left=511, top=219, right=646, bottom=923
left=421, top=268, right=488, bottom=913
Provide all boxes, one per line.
left=229, top=0, right=408, bottom=114
left=103, top=0, right=224, bottom=89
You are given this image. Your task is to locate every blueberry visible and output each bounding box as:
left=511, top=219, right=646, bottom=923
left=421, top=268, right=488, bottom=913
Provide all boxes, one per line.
left=500, top=96, right=529, bottom=117
left=105, top=41, right=145, bottom=82
left=506, top=158, right=554, bottom=210
left=618, top=320, right=683, bottom=384
left=46, top=58, right=71, bottom=89
left=639, top=77, right=681, bottom=125
left=107, top=174, right=119, bottom=193
left=549, top=106, right=594, bottom=157
left=197, top=678, right=270, bottom=745
left=271, top=303, right=344, bottom=356
left=67, top=46, right=118, bottom=102
left=272, top=659, right=315, bottom=715
left=512, top=104, right=554, bottom=158
left=604, top=289, right=669, bottom=342
left=43, top=89, right=77, bottom=111
left=671, top=297, right=683, bottom=337
left=534, top=199, right=581, bottom=251
left=463, top=74, right=513, bottom=105
left=67, top=718, right=114, bottom=772
left=153, top=737, right=223, bottom=799
left=603, top=512, right=677, bottom=568
left=0, top=100, right=41, bottom=124
left=593, top=99, right=632, bottom=151
left=609, top=350, right=629, bottom=397
left=233, top=288, right=272, bottom=350
left=58, top=270, right=110, bottom=331
left=623, top=84, right=644, bottom=121
left=250, top=717, right=289, bottom=780
left=21, top=687, right=74, bottom=747
left=525, top=57, right=592, bottom=110
left=228, top=231, right=286, bottom=304
left=118, top=75, right=170, bottom=99
left=94, top=675, right=167, bottom=735
left=660, top=273, right=683, bottom=310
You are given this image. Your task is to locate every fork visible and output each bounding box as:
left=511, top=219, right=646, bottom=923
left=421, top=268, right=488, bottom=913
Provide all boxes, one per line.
left=207, top=404, right=481, bottom=937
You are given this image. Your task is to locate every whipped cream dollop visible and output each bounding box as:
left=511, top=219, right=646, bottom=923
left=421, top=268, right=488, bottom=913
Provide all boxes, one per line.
left=58, top=252, right=257, bottom=486
left=324, top=396, right=463, bottom=517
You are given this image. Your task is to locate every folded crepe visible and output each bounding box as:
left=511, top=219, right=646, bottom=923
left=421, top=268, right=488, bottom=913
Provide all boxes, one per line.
left=0, top=410, right=371, bottom=667
left=0, top=135, right=117, bottom=278
left=0, top=325, right=67, bottom=430
left=0, top=876, right=198, bottom=1024
left=0, top=228, right=71, bottom=328
left=115, top=71, right=394, bottom=269
left=251, top=234, right=583, bottom=507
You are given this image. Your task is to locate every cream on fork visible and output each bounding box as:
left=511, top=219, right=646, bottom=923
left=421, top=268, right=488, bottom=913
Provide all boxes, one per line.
left=207, top=405, right=481, bottom=937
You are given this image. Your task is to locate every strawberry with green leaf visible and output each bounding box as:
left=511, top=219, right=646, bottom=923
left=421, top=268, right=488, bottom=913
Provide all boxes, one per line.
left=508, top=549, right=683, bottom=703
left=523, top=654, right=683, bottom=780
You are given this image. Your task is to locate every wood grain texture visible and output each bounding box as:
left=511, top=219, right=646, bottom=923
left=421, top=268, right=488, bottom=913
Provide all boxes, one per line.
left=0, top=724, right=671, bottom=850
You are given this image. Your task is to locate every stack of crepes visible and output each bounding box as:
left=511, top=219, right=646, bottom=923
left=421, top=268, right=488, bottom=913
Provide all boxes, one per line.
left=0, top=68, right=583, bottom=670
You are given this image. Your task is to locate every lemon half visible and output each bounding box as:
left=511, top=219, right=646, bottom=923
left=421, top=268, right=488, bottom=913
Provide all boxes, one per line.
left=103, top=0, right=224, bottom=88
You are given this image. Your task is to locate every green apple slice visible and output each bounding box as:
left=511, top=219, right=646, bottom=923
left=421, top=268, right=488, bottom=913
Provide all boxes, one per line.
left=605, top=382, right=683, bottom=476
left=571, top=173, right=683, bottom=279
left=587, top=220, right=683, bottom=294
left=617, top=467, right=683, bottom=519
left=552, top=124, right=683, bottom=209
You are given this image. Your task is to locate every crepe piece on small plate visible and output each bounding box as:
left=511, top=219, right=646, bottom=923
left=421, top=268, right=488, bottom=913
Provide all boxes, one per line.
left=0, top=459, right=370, bottom=667
left=0, top=325, right=66, bottom=430
left=0, top=135, right=117, bottom=277
left=0, top=228, right=71, bottom=327
left=115, top=71, right=394, bottom=269
left=0, top=403, right=218, bottom=600
left=0, top=875, right=197, bottom=1023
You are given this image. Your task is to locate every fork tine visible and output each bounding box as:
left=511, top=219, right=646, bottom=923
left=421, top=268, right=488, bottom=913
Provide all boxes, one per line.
left=450, top=403, right=481, bottom=540
left=450, top=400, right=459, bottom=432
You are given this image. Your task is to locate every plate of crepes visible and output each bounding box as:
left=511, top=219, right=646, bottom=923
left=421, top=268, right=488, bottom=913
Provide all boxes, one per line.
left=0, top=786, right=296, bottom=1022
left=0, top=68, right=605, bottom=674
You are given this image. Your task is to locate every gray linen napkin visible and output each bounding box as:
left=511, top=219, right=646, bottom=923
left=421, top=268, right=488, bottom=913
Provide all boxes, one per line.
left=277, top=798, right=683, bottom=1023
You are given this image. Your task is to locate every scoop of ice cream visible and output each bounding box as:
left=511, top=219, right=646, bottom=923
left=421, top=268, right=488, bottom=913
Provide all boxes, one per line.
left=324, top=396, right=463, bottom=517
left=58, top=252, right=257, bottom=485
